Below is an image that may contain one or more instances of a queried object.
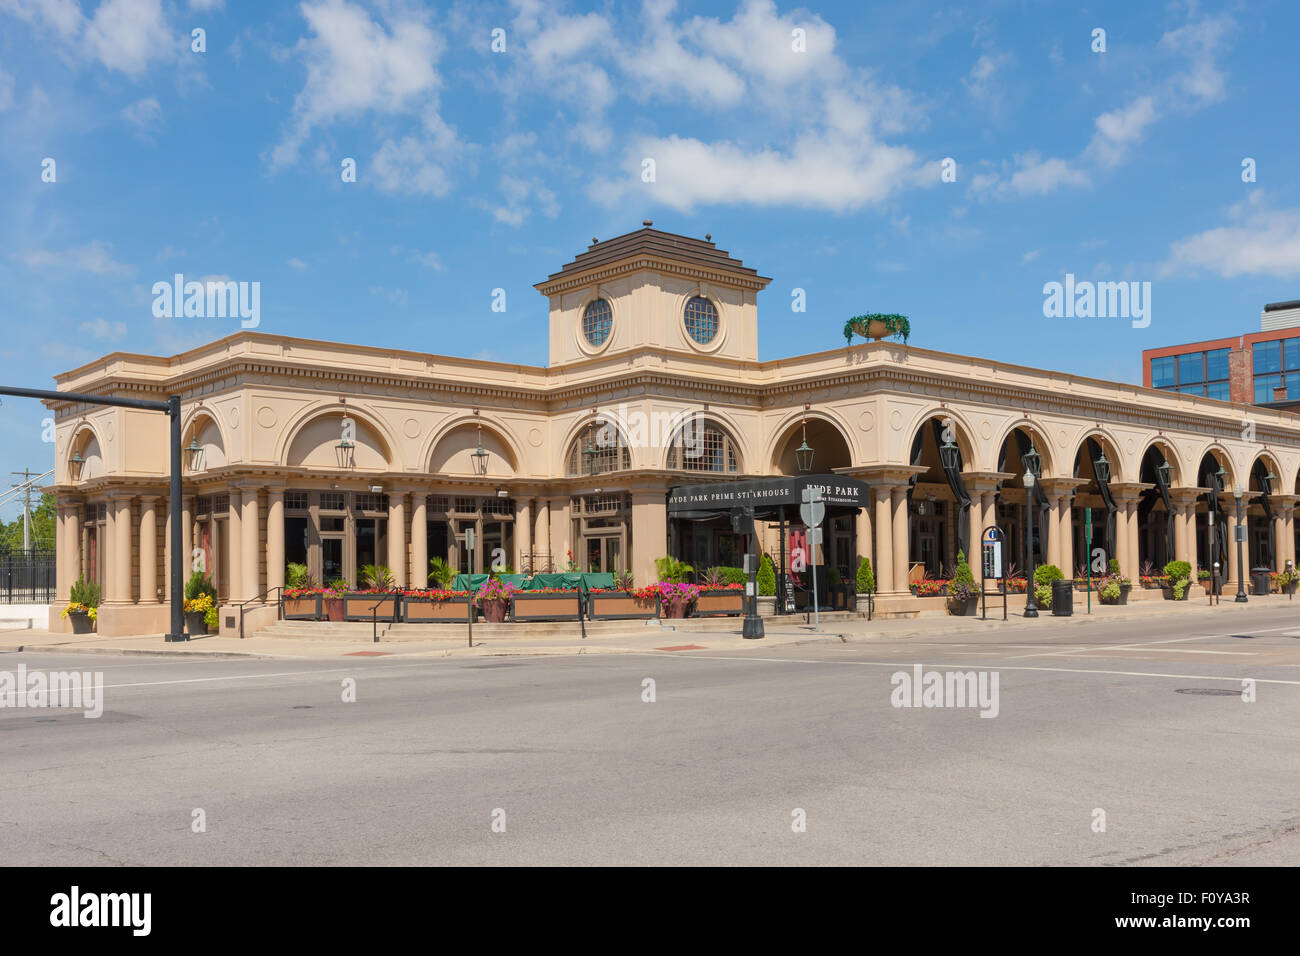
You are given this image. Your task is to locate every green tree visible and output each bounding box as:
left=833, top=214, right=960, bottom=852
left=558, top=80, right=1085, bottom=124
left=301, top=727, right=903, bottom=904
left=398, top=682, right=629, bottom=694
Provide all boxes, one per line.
left=856, top=556, right=876, bottom=594
left=756, top=554, right=776, bottom=596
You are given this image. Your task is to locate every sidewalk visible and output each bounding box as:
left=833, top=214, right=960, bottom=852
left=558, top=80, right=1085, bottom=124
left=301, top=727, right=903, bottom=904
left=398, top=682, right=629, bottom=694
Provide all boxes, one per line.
left=3, top=592, right=1294, bottom=659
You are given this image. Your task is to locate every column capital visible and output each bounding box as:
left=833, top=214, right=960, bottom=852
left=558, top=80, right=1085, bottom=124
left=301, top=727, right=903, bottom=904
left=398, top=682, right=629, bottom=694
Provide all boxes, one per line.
left=851, top=464, right=926, bottom=487
left=1168, top=487, right=1201, bottom=506
left=964, top=471, right=1015, bottom=493
left=1108, top=482, right=1152, bottom=503
left=1038, top=477, right=1086, bottom=496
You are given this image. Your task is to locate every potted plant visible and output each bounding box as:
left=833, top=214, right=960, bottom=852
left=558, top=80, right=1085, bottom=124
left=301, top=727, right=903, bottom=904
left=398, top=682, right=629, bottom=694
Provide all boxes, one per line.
left=1032, top=564, right=1063, bottom=611
left=654, top=581, right=700, bottom=619
left=473, top=578, right=518, bottom=623
left=1139, top=561, right=1160, bottom=589
left=183, top=570, right=216, bottom=635
left=1162, top=560, right=1192, bottom=601
left=856, top=556, right=876, bottom=596
left=756, top=554, right=777, bottom=616
left=62, top=575, right=100, bottom=634
left=1198, top=568, right=1212, bottom=593
left=512, top=585, right=583, bottom=621
left=843, top=313, right=911, bottom=345
left=1098, top=577, right=1123, bottom=605
left=324, top=579, right=349, bottom=621
left=944, top=552, right=978, bottom=615
left=428, top=556, right=454, bottom=589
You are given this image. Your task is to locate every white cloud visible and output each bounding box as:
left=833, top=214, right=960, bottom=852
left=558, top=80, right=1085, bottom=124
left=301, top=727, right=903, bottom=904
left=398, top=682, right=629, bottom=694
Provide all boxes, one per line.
left=287, top=257, right=308, bottom=270
left=271, top=0, right=443, bottom=169
left=1162, top=195, right=1300, bottom=280
left=1086, top=96, right=1158, bottom=167
left=624, top=0, right=744, bottom=107
left=492, top=174, right=559, bottom=226
left=407, top=250, right=445, bottom=271
left=1159, top=15, right=1235, bottom=108
left=189, top=0, right=225, bottom=10
left=368, top=285, right=408, bottom=307
left=1020, top=250, right=1040, bottom=264
left=121, top=96, right=163, bottom=137
left=963, top=52, right=1013, bottom=110
left=79, top=317, right=128, bottom=340
left=0, top=0, right=83, bottom=40
left=84, top=0, right=176, bottom=78
left=0, top=65, right=13, bottom=111
left=369, top=123, right=460, bottom=198
left=971, top=152, right=1090, bottom=200
left=13, top=241, right=133, bottom=276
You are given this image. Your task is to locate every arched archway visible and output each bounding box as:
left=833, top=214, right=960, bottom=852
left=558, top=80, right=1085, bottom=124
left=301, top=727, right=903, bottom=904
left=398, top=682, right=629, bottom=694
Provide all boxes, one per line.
left=664, top=416, right=744, bottom=474
left=1195, top=448, right=1234, bottom=575
left=1136, top=441, right=1178, bottom=572
left=994, top=425, right=1053, bottom=574
left=770, top=413, right=852, bottom=475
left=183, top=411, right=227, bottom=473
left=1069, top=433, right=1122, bottom=576
left=284, top=408, right=393, bottom=471
left=1247, top=453, right=1283, bottom=570
left=67, top=424, right=105, bottom=482
left=906, top=413, right=976, bottom=576
left=428, top=421, right=518, bottom=478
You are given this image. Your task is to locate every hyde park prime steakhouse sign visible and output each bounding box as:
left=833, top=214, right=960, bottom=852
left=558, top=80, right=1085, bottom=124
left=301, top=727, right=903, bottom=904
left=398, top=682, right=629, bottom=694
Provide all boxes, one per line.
left=667, top=474, right=871, bottom=516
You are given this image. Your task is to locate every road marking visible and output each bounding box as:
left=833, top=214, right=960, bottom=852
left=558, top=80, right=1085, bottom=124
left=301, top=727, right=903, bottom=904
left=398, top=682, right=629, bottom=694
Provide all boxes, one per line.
left=640, top=652, right=1300, bottom=685
left=95, top=661, right=435, bottom=690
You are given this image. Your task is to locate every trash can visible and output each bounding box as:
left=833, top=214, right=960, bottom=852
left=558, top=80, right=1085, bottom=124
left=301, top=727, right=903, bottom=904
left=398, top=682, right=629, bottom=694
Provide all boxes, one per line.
left=1251, top=568, right=1272, bottom=596
left=1051, top=579, right=1073, bottom=616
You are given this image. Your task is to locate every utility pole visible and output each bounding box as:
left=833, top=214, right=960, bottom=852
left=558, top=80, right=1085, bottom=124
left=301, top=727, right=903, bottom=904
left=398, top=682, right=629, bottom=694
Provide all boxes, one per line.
left=10, top=468, right=36, bottom=551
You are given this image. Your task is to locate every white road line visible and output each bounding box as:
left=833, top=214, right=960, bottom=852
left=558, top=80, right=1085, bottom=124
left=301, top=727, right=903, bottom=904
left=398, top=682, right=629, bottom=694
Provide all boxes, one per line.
left=641, top=652, right=1300, bottom=685
left=97, top=661, right=435, bottom=690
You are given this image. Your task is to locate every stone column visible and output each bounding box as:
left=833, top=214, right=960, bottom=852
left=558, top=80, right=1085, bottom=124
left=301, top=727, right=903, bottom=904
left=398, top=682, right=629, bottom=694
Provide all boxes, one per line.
left=109, top=493, right=133, bottom=604
left=267, top=487, right=285, bottom=593
left=387, top=492, right=407, bottom=588
left=1124, top=498, right=1140, bottom=578
left=630, top=489, right=667, bottom=587
left=516, top=498, right=532, bottom=572
left=535, top=499, right=550, bottom=570
left=549, top=496, right=569, bottom=569
left=139, top=495, right=159, bottom=603
left=1226, top=499, right=1240, bottom=589
left=1273, top=511, right=1287, bottom=573
left=227, top=489, right=242, bottom=602
left=890, top=486, right=909, bottom=595
left=65, top=502, right=81, bottom=599
left=856, top=504, right=873, bottom=578
left=240, top=486, right=260, bottom=602
left=873, top=487, right=894, bottom=594
left=410, top=494, right=428, bottom=588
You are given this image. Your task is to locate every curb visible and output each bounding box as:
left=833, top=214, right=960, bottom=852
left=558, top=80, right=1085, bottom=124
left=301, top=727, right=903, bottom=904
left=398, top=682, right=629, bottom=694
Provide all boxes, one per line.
left=13, top=644, right=270, bottom=660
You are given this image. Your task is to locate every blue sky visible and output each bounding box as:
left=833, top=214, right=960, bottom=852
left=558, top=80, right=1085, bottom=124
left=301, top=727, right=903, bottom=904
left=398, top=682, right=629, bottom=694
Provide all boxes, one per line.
left=1, top=0, right=1298, bottom=520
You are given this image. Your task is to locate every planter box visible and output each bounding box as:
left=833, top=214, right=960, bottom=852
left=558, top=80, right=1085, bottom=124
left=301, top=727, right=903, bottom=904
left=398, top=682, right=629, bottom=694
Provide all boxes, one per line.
left=68, top=610, right=95, bottom=634
left=588, top=591, right=658, bottom=620
left=511, top=591, right=582, bottom=622
left=403, top=594, right=473, bottom=622
left=324, top=597, right=344, bottom=622
left=756, top=595, right=776, bottom=616
left=947, top=595, right=979, bottom=616
left=1162, top=584, right=1191, bottom=601
left=693, top=589, right=745, bottom=617
left=185, top=610, right=208, bottom=636
left=343, top=593, right=399, bottom=622
left=283, top=594, right=323, bottom=620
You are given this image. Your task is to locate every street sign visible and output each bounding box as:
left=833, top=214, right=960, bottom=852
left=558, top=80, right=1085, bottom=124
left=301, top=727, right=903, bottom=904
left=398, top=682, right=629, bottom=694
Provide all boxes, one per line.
left=465, top=528, right=476, bottom=549
left=800, top=487, right=825, bottom=527
left=806, top=527, right=823, bottom=546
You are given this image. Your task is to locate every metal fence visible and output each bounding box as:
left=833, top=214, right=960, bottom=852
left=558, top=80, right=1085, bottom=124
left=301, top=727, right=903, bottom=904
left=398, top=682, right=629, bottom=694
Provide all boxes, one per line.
left=0, top=549, right=56, bottom=604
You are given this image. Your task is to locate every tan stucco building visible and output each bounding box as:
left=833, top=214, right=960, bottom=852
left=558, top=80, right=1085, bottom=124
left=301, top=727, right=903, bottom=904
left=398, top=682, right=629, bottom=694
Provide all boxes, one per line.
left=45, top=223, right=1300, bottom=634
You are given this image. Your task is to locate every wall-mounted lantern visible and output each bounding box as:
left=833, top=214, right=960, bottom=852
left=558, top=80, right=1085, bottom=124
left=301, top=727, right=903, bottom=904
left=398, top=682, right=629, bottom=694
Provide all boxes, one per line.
left=794, top=404, right=814, bottom=473
left=67, top=449, right=85, bottom=481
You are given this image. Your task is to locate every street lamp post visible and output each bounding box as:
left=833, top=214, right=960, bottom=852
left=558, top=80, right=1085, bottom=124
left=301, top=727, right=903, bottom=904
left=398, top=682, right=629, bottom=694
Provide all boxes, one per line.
left=1023, top=469, right=1038, bottom=618
left=1234, top=483, right=1248, bottom=603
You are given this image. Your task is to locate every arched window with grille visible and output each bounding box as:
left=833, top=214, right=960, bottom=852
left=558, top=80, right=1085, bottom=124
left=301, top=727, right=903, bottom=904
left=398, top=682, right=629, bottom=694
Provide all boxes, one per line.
left=566, top=423, right=631, bottom=476
left=665, top=418, right=741, bottom=473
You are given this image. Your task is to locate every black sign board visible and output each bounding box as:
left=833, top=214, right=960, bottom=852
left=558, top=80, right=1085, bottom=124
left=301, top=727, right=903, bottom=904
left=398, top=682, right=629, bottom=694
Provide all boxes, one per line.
left=667, top=473, right=870, bottom=517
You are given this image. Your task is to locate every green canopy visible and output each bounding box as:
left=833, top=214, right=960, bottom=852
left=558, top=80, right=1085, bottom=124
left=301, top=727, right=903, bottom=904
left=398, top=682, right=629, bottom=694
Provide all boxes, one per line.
left=451, top=573, right=490, bottom=592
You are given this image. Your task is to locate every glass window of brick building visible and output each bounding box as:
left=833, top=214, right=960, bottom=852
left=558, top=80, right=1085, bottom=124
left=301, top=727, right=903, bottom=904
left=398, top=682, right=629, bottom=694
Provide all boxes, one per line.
left=1151, top=348, right=1230, bottom=399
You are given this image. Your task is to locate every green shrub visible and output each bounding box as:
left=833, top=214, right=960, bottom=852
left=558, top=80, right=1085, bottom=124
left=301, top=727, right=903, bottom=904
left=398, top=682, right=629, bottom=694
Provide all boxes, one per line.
left=655, top=556, right=694, bottom=583
left=69, top=575, right=101, bottom=608
left=709, top=566, right=747, bottom=585
left=203, top=605, right=219, bottom=629
left=428, top=557, right=453, bottom=588
left=1033, top=564, right=1064, bottom=585
left=1107, top=558, right=1120, bottom=574
left=1172, top=577, right=1189, bottom=600
left=757, top=554, right=776, bottom=596
left=1034, top=583, right=1053, bottom=609
left=285, top=562, right=314, bottom=589
left=949, top=550, right=977, bottom=601
left=184, top=570, right=215, bottom=602
left=1099, top=580, right=1121, bottom=602
left=1163, top=560, right=1192, bottom=583
left=856, top=556, right=876, bottom=594
left=358, top=564, right=395, bottom=590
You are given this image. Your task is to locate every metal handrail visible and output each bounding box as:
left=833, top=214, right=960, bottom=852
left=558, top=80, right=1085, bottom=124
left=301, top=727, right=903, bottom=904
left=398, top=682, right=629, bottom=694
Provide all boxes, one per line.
left=365, top=596, right=389, bottom=643
left=235, top=586, right=283, bottom=639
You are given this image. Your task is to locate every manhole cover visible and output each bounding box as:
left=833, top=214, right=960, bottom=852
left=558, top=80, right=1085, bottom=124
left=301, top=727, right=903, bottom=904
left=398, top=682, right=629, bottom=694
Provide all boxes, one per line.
left=1175, top=688, right=1240, bottom=696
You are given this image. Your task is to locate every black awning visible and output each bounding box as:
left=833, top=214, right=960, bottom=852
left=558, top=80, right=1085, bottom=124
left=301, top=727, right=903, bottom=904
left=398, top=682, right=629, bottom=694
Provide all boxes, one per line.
left=667, top=473, right=870, bottom=519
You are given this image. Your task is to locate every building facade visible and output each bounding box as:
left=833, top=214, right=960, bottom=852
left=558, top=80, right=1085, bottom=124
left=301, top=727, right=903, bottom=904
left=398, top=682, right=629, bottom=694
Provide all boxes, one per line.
left=45, top=225, right=1300, bottom=634
left=1142, top=299, right=1300, bottom=406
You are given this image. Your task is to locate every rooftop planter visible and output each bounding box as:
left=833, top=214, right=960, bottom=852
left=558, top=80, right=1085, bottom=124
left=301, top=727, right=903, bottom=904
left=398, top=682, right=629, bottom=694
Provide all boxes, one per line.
left=844, top=313, right=910, bottom=345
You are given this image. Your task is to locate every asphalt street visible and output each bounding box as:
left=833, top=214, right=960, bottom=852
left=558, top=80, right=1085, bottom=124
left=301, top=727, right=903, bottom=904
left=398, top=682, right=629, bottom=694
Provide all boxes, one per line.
left=2, top=603, right=1299, bottom=865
